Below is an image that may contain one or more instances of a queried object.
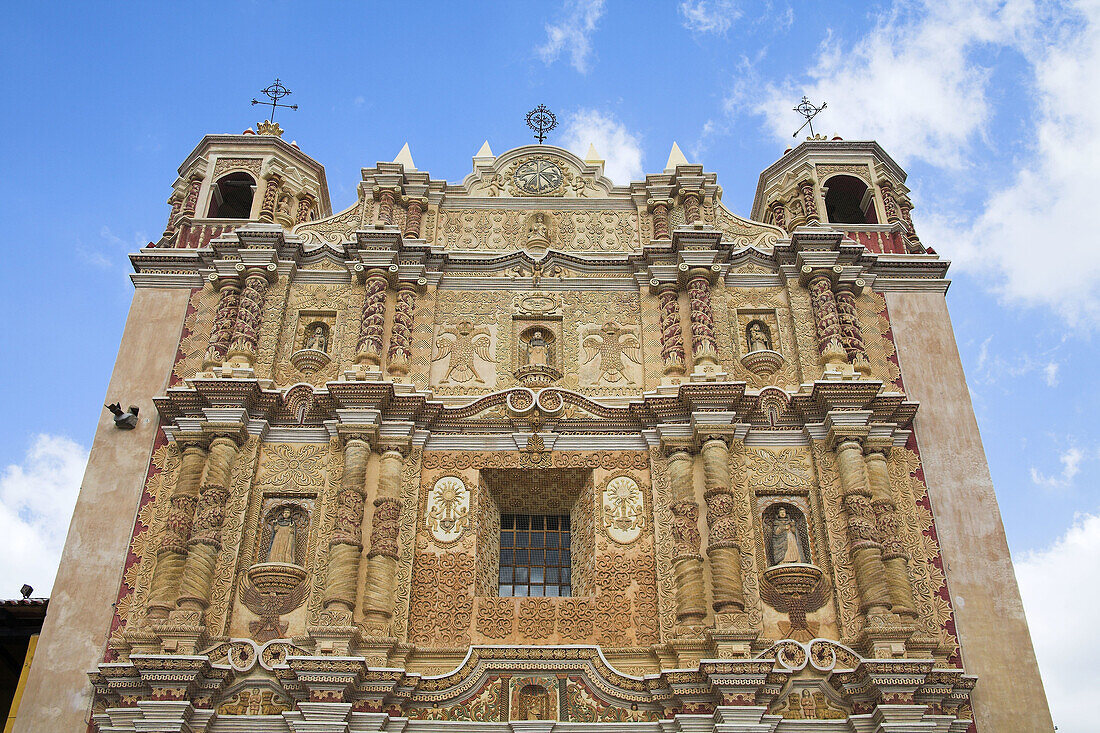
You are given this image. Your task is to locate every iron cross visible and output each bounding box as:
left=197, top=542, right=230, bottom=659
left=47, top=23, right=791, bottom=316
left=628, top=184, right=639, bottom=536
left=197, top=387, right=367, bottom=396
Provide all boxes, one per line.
left=252, top=78, right=299, bottom=122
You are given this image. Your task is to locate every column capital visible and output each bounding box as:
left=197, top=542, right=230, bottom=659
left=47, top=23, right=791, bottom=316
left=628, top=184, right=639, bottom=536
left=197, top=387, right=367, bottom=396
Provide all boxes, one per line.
left=798, top=263, right=843, bottom=288
left=235, top=261, right=279, bottom=284
left=826, top=427, right=868, bottom=452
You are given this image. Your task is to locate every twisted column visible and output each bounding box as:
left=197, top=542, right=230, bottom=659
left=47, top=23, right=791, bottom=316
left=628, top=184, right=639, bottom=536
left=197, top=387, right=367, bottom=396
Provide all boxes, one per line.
left=374, top=187, right=399, bottom=226
left=833, top=438, right=891, bottom=616
left=355, top=269, right=388, bottom=367
left=175, top=435, right=240, bottom=619
left=202, top=276, right=242, bottom=370
left=768, top=200, right=787, bottom=232
left=799, top=180, right=819, bottom=225
left=804, top=268, right=848, bottom=367
left=322, top=438, right=370, bottom=614
left=681, top=189, right=703, bottom=225
left=865, top=447, right=916, bottom=619
left=362, top=447, right=405, bottom=627
left=898, top=201, right=919, bottom=241
left=296, top=194, right=315, bottom=224
left=686, top=271, right=718, bottom=368
left=147, top=442, right=208, bottom=619
left=834, top=283, right=871, bottom=375
left=164, top=194, right=183, bottom=236
left=388, top=283, right=416, bottom=377
left=181, top=173, right=203, bottom=218
left=258, top=173, right=282, bottom=223
left=667, top=449, right=706, bottom=627
left=648, top=199, right=671, bottom=240
left=227, top=265, right=276, bottom=367
left=403, top=197, right=426, bottom=239
left=878, top=179, right=902, bottom=225
left=657, top=284, right=686, bottom=376
left=701, top=437, right=745, bottom=613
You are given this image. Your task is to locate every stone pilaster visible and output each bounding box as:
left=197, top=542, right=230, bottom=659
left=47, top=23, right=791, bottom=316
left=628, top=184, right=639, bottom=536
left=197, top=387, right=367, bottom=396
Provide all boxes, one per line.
left=834, top=282, right=871, bottom=376
left=701, top=437, right=745, bottom=614
left=201, top=275, right=241, bottom=370
left=802, top=267, right=848, bottom=367
left=667, top=449, right=707, bottom=628
left=147, top=441, right=209, bottom=620
left=387, top=283, right=416, bottom=378
left=362, top=446, right=405, bottom=633
left=686, top=270, right=718, bottom=369
left=258, top=173, right=282, bottom=223
left=374, top=187, right=400, bottom=226
left=321, top=438, right=371, bottom=617
left=831, top=436, right=891, bottom=617
left=648, top=198, right=672, bottom=240
left=355, top=269, right=388, bottom=369
left=657, top=284, right=686, bottom=377
left=226, top=264, right=277, bottom=368
left=402, top=197, right=426, bottom=239
left=865, top=445, right=917, bottom=619
left=798, top=179, right=819, bottom=226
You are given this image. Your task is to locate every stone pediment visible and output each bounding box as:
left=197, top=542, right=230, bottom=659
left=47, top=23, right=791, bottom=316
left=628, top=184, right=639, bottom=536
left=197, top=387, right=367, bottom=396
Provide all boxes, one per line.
left=457, top=144, right=624, bottom=199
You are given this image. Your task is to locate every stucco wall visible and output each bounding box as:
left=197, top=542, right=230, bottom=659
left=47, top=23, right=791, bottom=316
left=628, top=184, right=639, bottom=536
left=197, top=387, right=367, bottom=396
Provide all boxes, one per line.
left=886, top=290, right=1053, bottom=732
left=14, top=287, right=191, bottom=733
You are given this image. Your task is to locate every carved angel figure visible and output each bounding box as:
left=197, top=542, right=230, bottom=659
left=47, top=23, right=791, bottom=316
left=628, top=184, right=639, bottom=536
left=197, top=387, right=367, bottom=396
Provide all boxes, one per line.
left=582, top=322, right=641, bottom=383
left=433, top=321, right=492, bottom=383
left=486, top=174, right=505, bottom=197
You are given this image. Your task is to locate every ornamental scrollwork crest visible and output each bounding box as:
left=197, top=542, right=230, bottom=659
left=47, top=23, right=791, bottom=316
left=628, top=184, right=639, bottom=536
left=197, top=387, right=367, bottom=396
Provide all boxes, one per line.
left=601, top=474, right=645, bottom=545
left=504, top=154, right=575, bottom=197
left=426, top=475, right=471, bottom=544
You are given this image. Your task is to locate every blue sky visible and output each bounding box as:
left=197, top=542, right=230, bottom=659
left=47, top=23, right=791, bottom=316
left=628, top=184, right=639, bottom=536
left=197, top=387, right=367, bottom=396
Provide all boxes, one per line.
left=1, top=1, right=1097, bottom=727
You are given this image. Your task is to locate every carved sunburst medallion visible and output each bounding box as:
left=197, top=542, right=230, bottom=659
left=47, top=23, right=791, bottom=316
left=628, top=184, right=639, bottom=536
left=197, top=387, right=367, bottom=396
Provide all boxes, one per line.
left=513, top=158, right=566, bottom=196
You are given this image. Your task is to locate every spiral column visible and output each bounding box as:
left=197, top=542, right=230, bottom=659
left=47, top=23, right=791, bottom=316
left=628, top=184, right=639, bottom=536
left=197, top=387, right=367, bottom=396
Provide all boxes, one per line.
left=647, top=198, right=672, bottom=240
left=834, top=282, right=871, bottom=375
left=403, top=197, right=426, bottom=239
left=865, top=445, right=916, bottom=619
left=355, top=269, right=388, bottom=368
left=202, top=275, right=242, bottom=370
left=227, top=264, right=277, bottom=368
left=387, top=283, right=416, bottom=378
left=803, top=267, right=848, bottom=367
left=657, top=284, right=686, bottom=377
left=686, top=270, right=718, bottom=369
left=322, top=438, right=371, bottom=616
left=362, top=447, right=405, bottom=630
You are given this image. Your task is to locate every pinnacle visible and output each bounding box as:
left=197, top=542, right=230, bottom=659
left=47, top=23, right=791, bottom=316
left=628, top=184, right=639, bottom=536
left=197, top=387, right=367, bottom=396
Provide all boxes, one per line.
left=585, top=143, right=602, bottom=163
left=475, top=140, right=494, bottom=159
left=394, top=142, right=415, bottom=170
left=665, top=141, right=689, bottom=172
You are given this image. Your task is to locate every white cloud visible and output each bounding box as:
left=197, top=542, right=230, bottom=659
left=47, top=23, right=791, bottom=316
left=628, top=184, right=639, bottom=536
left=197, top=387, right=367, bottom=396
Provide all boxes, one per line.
left=538, top=0, right=606, bottom=74
left=1017, top=512, right=1100, bottom=731
left=1043, top=361, right=1060, bottom=387
left=679, top=0, right=741, bottom=35
left=1030, top=446, right=1087, bottom=489
left=560, top=108, right=645, bottom=185
left=0, top=435, right=88, bottom=597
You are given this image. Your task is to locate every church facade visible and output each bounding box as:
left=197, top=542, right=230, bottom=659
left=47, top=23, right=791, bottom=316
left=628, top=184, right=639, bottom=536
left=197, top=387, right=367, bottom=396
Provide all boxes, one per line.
left=14, top=124, right=1053, bottom=732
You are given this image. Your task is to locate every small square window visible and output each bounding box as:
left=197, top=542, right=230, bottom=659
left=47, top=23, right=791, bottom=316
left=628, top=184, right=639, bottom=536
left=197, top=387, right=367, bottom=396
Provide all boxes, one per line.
left=499, top=513, right=572, bottom=598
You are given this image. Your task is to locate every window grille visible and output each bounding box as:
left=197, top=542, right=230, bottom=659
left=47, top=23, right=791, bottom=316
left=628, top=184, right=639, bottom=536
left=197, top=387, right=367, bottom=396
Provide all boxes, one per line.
left=498, top=513, right=571, bottom=597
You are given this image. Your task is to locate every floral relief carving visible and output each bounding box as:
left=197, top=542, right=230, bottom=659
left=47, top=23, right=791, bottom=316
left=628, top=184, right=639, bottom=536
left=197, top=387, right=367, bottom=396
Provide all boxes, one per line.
left=426, top=476, right=471, bottom=544
left=517, top=598, right=555, bottom=638
left=748, top=448, right=813, bottom=492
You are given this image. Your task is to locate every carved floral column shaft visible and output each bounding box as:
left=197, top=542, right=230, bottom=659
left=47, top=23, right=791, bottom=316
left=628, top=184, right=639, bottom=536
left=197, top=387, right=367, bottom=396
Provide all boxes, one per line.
left=667, top=449, right=707, bottom=627
left=164, top=194, right=183, bottom=236
left=657, top=284, right=686, bottom=376
left=362, top=447, right=405, bottom=630
left=799, top=180, right=819, bottom=225
left=227, top=265, right=276, bottom=367
left=804, top=269, right=848, bottom=367
left=355, top=269, right=388, bottom=366
left=648, top=199, right=671, bottom=240
left=834, top=283, right=871, bottom=374
left=202, top=276, right=242, bottom=370
left=878, top=180, right=902, bottom=225
left=403, top=198, right=425, bottom=239
left=375, top=187, right=399, bottom=226
left=833, top=438, right=892, bottom=616
left=181, top=173, right=203, bottom=218
left=701, top=437, right=745, bottom=613
left=768, top=200, right=787, bottom=232
left=147, top=442, right=208, bottom=619
left=681, top=189, right=702, bottom=225
left=296, top=194, right=315, bottom=224
left=686, top=271, right=719, bottom=368
left=322, top=438, right=370, bottom=615
left=258, top=173, right=282, bottom=223
left=387, top=284, right=416, bottom=377
left=174, top=435, right=240, bottom=619
left=864, top=447, right=916, bottom=618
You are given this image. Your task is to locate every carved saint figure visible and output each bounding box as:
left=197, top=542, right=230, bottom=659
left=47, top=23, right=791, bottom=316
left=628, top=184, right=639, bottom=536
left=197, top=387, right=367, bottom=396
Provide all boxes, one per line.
left=527, top=213, right=550, bottom=244
left=277, top=194, right=292, bottom=216
left=526, top=329, right=550, bottom=367
left=747, top=320, right=772, bottom=352
left=267, top=507, right=299, bottom=565
left=769, top=506, right=805, bottom=566
left=305, top=324, right=327, bottom=352
left=433, top=321, right=493, bottom=383
left=582, top=322, right=641, bottom=383
left=517, top=685, right=550, bottom=720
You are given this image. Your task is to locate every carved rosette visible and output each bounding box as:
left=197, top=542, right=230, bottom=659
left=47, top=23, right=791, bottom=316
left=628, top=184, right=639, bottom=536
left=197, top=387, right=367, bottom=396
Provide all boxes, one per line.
left=356, top=270, right=388, bottom=365
left=227, top=265, right=276, bottom=366
left=686, top=273, right=718, bottom=366
left=701, top=437, right=745, bottom=613
left=647, top=199, right=672, bottom=240
left=804, top=269, right=847, bottom=366
left=834, top=284, right=871, bottom=374
left=657, top=285, right=686, bottom=376
left=203, top=277, right=242, bottom=369
left=388, top=284, right=416, bottom=377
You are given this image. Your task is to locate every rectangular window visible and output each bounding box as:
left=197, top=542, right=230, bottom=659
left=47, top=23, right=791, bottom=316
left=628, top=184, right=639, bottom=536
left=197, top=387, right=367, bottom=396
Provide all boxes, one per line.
left=499, top=513, right=571, bottom=597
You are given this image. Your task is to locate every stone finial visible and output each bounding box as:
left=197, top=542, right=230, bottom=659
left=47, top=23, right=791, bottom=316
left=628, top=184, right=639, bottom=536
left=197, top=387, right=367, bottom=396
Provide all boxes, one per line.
left=394, top=142, right=415, bottom=170
left=585, top=143, right=603, bottom=164
left=665, top=141, right=689, bottom=172
left=256, top=120, right=284, bottom=137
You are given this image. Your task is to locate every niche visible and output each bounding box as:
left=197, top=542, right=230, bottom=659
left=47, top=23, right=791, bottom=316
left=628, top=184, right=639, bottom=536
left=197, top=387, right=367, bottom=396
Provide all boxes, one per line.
left=762, top=502, right=813, bottom=567
left=823, top=175, right=878, bottom=225
left=207, top=172, right=256, bottom=219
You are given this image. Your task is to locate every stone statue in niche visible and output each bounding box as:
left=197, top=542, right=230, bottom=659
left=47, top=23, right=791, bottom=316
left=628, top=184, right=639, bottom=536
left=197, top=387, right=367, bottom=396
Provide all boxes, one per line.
left=520, top=327, right=555, bottom=368
left=262, top=504, right=308, bottom=566
left=525, top=213, right=551, bottom=249
left=304, top=323, right=328, bottom=352
left=747, top=320, right=772, bottom=352
left=517, top=684, right=551, bottom=720
left=765, top=504, right=809, bottom=567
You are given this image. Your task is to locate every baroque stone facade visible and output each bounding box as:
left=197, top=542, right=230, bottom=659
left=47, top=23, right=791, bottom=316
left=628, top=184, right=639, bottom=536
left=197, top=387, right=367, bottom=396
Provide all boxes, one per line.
left=16, top=129, right=1052, bottom=732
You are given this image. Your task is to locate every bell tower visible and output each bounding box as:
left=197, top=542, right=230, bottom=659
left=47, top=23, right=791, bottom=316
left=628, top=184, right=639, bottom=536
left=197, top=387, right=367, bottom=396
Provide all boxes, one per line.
left=751, top=137, right=923, bottom=254
left=162, top=121, right=331, bottom=249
